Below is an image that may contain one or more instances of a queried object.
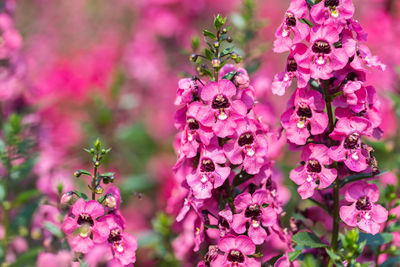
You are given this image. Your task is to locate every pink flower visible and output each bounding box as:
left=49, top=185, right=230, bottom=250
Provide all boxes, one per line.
left=298, top=25, right=348, bottom=80
left=329, top=117, right=372, bottom=172
left=37, top=251, right=72, bottom=267
left=199, top=79, right=247, bottom=137
left=340, top=181, right=388, bottom=234
left=175, top=77, right=203, bottom=105
left=310, top=0, right=354, bottom=25
left=62, top=198, right=108, bottom=253
left=281, top=87, right=328, bottom=145
left=224, top=119, right=268, bottom=175
left=290, top=144, right=337, bottom=199
left=186, top=145, right=231, bottom=199
left=218, top=208, right=233, bottom=237
left=231, top=190, right=277, bottom=245
left=175, top=102, right=214, bottom=158
left=272, top=43, right=310, bottom=96
left=212, top=235, right=260, bottom=266
left=98, top=215, right=137, bottom=265
left=273, top=0, right=310, bottom=53
left=332, top=81, right=367, bottom=113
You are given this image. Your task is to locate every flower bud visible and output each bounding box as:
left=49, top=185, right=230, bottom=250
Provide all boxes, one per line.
left=212, top=58, right=221, bottom=68
left=94, top=161, right=100, bottom=167
left=213, top=41, right=220, bottom=48
left=90, top=148, right=95, bottom=154
left=95, top=185, right=104, bottom=194
left=104, top=194, right=117, bottom=209
left=101, top=148, right=106, bottom=154
left=222, top=28, right=228, bottom=33
left=190, top=54, right=198, bottom=62
left=74, top=170, right=81, bottom=177
left=61, top=191, right=74, bottom=205
left=226, top=36, right=233, bottom=43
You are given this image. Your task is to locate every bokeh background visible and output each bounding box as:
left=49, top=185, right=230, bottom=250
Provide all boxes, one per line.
left=2, top=0, right=400, bottom=265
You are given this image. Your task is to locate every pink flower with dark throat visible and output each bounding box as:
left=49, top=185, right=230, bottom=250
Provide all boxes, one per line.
left=186, top=145, right=231, bottom=199
left=281, top=88, right=328, bottom=145
left=199, top=80, right=247, bottom=138
left=329, top=117, right=372, bottom=172
left=299, top=25, right=348, bottom=80
left=311, top=0, right=355, bottom=25
left=62, top=199, right=108, bottom=253
left=212, top=235, right=260, bottom=266
left=223, top=119, right=268, bottom=175
left=231, top=190, right=277, bottom=245
left=272, top=43, right=310, bottom=96
left=273, top=0, right=310, bottom=53
left=340, top=181, right=388, bottom=234
left=290, top=144, right=337, bottom=199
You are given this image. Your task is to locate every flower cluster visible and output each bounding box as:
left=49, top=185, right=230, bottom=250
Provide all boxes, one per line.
left=273, top=0, right=389, bottom=262
left=38, top=140, right=138, bottom=266
left=172, top=16, right=291, bottom=266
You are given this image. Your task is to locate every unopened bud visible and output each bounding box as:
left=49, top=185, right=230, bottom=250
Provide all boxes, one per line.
left=234, top=55, right=242, bottom=63
left=90, top=148, right=95, bottom=154
left=94, top=161, right=100, bottom=167
left=105, top=194, right=117, bottom=209
left=222, top=28, right=228, bottom=33
left=226, top=36, right=232, bottom=43
left=74, top=170, right=81, bottom=177
left=101, top=148, right=106, bottom=154
left=190, top=54, right=198, bottom=62
left=213, top=41, right=220, bottom=48
left=61, top=191, right=74, bottom=204
left=212, top=58, right=221, bottom=68
left=95, top=185, right=104, bottom=194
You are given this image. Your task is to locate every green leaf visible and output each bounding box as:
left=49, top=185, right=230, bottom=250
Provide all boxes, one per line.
left=191, top=36, right=200, bottom=51
left=14, top=189, right=40, bottom=206
left=204, top=48, right=214, bottom=61
left=339, top=171, right=387, bottom=187
left=306, top=0, right=315, bottom=6
left=220, top=46, right=234, bottom=57
left=292, top=232, right=328, bottom=248
left=0, top=184, right=5, bottom=202
left=288, top=250, right=302, bottom=262
left=77, top=169, right=92, bottom=176
left=43, top=221, right=63, bottom=238
left=299, top=18, right=314, bottom=28
left=203, top=30, right=216, bottom=40
left=359, top=233, right=393, bottom=247
left=222, top=71, right=236, bottom=81
left=325, top=249, right=344, bottom=267
left=74, top=190, right=89, bottom=201
left=214, top=14, right=226, bottom=31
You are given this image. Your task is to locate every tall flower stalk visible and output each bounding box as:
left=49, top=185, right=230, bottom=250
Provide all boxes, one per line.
left=273, top=0, right=391, bottom=265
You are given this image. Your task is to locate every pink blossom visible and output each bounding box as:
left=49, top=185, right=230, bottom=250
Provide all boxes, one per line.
left=175, top=77, right=203, bottom=106
left=212, top=235, right=260, bottom=266
left=272, top=43, right=310, bottom=96
left=224, top=119, right=268, bottom=174
left=273, top=0, right=310, bottom=53
left=290, top=144, right=337, bottom=199
left=340, top=181, right=388, bottom=234
left=298, top=25, right=348, bottom=80
left=310, top=0, right=354, bottom=25
left=62, top=198, right=108, bottom=253
left=199, top=79, right=247, bottom=137
left=231, top=190, right=277, bottom=245
left=37, top=251, right=72, bottom=267
left=186, top=145, right=231, bottom=199
left=329, top=117, right=372, bottom=172
left=332, top=81, right=367, bottom=113
left=281, top=87, right=328, bottom=145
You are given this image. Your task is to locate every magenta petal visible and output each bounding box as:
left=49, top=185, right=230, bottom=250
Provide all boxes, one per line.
left=84, top=200, right=104, bottom=219
left=200, top=82, right=219, bottom=102
left=371, top=204, right=388, bottom=224
left=248, top=224, right=267, bottom=245
left=339, top=204, right=358, bottom=227
left=234, top=235, right=256, bottom=255
left=71, top=198, right=86, bottom=216
left=218, top=235, right=237, bottom=253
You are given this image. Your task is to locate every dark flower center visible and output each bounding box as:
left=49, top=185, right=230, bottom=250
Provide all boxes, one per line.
left=245, top=204, right=262, bottom=218
left=200, top=158, right=215, bottom=173
left=285, top=13, right=297, bottom=27
left=356, top=196, right=372, bottom=211
left=312, top=40, right=331, bottom=54
left=307, top=159, right=322, bottom=173
left=77, top=213, right=94, bottom=226
left=227, top=250, right=245, bottom=263
left=218, top=217, right=230, bottom=230
left=325, top=0, right=340, bottom=7
left=187, top=117, right=199, bottom=130
left=286, top=58, right=298, bottom=72
left=108, top=228, right=122, bottom=244
left=344, top=132, right=360, bottom=149
left=212, top=94, right=230, bottom=109
left=238, top=132, right=254, bottom=147
left=297, top=103, right=312, bottom=118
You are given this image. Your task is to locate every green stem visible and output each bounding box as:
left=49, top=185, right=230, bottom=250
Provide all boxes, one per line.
left=92, top=153, right=100, bottom=200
